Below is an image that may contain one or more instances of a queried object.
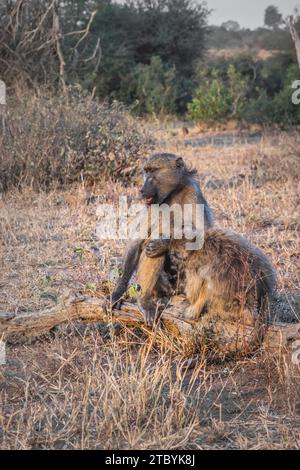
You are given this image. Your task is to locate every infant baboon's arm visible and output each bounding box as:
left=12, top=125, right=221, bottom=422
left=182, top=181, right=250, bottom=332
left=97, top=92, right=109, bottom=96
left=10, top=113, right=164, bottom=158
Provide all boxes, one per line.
left=145, top=238, right=170, bottom=258
left=145, top=222, right=203, bottom=258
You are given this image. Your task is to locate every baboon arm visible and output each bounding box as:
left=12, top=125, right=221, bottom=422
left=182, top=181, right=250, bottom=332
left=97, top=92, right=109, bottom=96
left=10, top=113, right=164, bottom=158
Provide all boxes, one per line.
left=111, top=207, right=152, bottom=302
left=111, top=239, right=143, bottom=302
left=144, top=223, right=202, bottom=259
left=145, top=238, right=170, bottom=258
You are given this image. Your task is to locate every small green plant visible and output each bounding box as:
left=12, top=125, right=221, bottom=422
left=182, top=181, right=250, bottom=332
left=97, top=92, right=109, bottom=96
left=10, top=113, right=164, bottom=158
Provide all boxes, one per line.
left=108, top=267, right=121, bottom=281
left=74, top=247, right=90, bottom=264
left=85, top=283, right=97, bottom=292
left=41, top=275, right=53, bottom=288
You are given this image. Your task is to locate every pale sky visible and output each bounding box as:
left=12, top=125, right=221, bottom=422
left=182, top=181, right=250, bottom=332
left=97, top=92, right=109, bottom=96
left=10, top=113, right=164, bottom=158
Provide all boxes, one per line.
left=205, top=0, right=300, bottom=28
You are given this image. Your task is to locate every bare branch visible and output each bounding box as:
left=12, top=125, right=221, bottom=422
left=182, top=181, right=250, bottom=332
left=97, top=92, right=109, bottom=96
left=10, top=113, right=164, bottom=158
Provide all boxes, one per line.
left=52, top=1, right=66, bottom=93
left=70, top=10, right=100, bottom=74
left=84, top=37, right=102, bottom=74
left=0, top=291, right=299, bottom=356
left=74, top=10, right=97, bottom=51
left=18, top=0, right=56, bottom=50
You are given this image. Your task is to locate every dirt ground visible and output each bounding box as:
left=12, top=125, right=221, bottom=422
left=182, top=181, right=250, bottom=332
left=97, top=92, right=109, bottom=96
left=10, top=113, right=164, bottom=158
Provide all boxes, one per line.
left=0, top=129, right=299, bottom=449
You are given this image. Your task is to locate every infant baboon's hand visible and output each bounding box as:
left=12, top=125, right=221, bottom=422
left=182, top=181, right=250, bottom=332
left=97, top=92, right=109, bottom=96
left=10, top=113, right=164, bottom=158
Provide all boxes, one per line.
left=145, top=238, right=169, bottom=258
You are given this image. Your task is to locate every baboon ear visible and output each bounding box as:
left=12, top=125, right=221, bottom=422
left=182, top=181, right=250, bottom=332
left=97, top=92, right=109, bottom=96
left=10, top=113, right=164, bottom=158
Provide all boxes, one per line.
left=175, top=156, right=184, bottom=168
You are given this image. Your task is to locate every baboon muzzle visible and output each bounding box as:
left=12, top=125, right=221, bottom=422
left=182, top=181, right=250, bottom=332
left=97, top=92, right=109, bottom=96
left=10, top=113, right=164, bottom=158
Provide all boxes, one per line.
left=140, top=181, right=156, bottom=205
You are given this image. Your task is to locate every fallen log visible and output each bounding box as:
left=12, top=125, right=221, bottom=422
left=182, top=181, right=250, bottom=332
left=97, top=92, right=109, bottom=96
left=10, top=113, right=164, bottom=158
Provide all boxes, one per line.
left=0, top=291, right=300, bottom=355
left=0, top=292, right=192, bottom=343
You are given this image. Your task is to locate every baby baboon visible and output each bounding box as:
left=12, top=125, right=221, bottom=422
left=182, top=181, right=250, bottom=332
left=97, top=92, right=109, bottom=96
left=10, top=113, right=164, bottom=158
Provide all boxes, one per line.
left=168, top=228, right=276, bottom=336
left=110, top=153, right=213, bottom=326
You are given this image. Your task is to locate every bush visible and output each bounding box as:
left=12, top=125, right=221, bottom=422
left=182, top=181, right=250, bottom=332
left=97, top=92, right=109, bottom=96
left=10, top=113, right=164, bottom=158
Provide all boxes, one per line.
left=124, top=56, right=177, bottom=116
left=187, top=69, right=230, bottom=123
left=93, top=0, right=209, bottom=113
left=240, top=64, right=300, bottom=125
left=0, top=87, right=153, bottom=192
left=270, top=65, right=300, bottom=125
left=189, top=54, right=300, bottom=126
left=238, top=90, right=273, bottom=124
left=187, top=65, right=247, bottom=123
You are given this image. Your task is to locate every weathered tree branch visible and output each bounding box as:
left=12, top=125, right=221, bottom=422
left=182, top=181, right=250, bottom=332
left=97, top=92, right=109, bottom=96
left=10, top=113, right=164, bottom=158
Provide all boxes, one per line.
left=0, top=291, right=299, bottom=356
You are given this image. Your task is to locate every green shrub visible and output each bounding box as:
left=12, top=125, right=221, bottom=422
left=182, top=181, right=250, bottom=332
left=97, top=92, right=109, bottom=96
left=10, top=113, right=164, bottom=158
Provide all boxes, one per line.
left=187, top=69, right=231, bottom=123
left=270, top=65, right=300, bottom=125
left=0, top=87, right=153, bottom=192
left=187, top=65, right=247, bottom=123
left=124, top=56, right=177, bottom=116
left=189, top=55, right=300, bottom=126
left=238, top=90, right=273, bottom=124
left=240, top=65, right=300, bottom=125
left=227, top=64, right=248, bottom=116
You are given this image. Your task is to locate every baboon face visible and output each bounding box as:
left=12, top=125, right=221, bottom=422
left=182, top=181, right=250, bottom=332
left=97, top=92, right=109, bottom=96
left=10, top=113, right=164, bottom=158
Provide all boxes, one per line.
left=140, top=153, right=185, bottom=205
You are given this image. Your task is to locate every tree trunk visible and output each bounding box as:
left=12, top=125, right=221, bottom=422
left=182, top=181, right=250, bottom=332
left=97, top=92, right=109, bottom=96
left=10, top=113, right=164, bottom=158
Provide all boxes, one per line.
left=288, top=17, right=300, bottom=69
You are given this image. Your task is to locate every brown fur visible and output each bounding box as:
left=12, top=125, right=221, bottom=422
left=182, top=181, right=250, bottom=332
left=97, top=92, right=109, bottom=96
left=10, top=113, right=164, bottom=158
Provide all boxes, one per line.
left=110, top=153, right=213, bottom=326
left=175, top=228, right=276, bottom=339
left=111, top=153, right=276, bottom=337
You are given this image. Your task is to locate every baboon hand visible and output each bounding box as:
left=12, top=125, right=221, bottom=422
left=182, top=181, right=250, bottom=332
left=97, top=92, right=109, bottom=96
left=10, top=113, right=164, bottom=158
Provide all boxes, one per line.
left=145, top=238, right=170, bottom=258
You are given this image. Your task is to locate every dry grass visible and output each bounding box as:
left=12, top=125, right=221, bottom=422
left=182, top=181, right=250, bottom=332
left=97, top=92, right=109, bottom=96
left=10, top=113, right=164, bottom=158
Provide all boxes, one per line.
left=0, top=88, right=152, bottom=192
left=1, top=328, right=299, bottom=449
left=0, top=129, right=299, bottom=449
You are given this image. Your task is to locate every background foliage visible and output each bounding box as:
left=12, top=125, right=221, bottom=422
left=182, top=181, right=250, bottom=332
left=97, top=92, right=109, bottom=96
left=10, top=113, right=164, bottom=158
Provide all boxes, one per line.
left=0, top=0, right=299, bottom=126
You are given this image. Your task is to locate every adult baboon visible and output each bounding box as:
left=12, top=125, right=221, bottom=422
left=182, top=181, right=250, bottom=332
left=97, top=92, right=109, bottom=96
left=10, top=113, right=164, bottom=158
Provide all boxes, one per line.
left=110, top=153, right=213, bottom=326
